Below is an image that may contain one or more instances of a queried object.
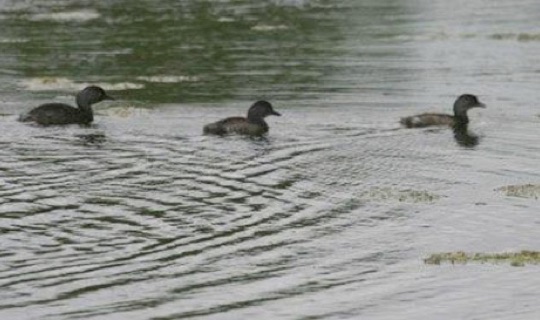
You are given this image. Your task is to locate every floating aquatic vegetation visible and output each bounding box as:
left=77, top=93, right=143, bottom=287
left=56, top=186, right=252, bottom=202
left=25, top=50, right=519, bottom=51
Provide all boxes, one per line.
left=425, top=251, right=540, bottom=267
left=490, top=33, right=540, bottom=41
left=496, top=184, right=540, bottom=199
left=359, top=187, right=440, bottom=203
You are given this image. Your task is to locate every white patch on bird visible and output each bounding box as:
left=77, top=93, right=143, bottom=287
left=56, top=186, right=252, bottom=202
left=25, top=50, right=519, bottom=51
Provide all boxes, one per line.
left=411, top=116, right=422, bottom=125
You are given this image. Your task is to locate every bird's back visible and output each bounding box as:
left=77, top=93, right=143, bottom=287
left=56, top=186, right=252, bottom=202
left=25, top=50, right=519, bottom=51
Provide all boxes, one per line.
left=203, top=117, right=268, bottom=136
left=400, top=113, right=454, bottom=128
left=20, top=103, right=85, bottom=125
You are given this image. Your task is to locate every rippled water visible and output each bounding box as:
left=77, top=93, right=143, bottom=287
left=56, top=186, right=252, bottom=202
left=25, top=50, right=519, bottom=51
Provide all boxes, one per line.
left=1, top=1, right=540, bottom=319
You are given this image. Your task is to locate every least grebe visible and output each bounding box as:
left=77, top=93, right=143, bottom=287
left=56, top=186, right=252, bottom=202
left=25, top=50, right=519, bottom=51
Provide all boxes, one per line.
left=400, top=94, right=485, bottom=128
left=203, top=100, right=281, bottom=136
left=19, top=86, right=114, bottom=125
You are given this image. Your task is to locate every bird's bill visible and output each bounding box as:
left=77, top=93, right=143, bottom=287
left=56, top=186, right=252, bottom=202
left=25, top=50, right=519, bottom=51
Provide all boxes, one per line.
left=475, top=102, right=486, bottom=108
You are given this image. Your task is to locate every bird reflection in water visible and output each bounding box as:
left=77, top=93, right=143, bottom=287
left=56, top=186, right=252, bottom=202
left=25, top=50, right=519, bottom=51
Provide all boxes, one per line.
left=453, top=123, right=480, bottom=148
left=75, top=133, right=106, bottom=145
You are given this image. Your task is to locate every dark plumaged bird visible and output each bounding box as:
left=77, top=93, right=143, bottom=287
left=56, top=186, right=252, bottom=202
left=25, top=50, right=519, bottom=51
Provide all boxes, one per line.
left=19, top=86, right=114, bottom=125
left=400, top=94, right=485, bottom=128
left=203, top=100, right=281, bottom=136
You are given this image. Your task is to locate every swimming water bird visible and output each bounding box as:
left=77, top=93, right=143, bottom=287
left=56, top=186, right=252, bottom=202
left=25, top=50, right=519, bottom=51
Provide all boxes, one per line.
left=400, top=94, right=485, bottom=128
left=19, top=86, right=114, bottom=125
left=203, top=100, right=281, bottom=136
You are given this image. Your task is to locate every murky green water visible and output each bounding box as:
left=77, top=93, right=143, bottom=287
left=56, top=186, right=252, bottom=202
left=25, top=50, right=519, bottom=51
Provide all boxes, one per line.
left=1, top=1, right=540, bottom=319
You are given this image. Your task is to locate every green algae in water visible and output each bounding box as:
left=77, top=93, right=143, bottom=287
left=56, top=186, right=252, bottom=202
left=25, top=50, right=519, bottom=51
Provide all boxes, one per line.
left=496, top=184, right=540, bottom=199
left=360, top=187, right=440, bottom=203
left=425, top=251, right=540, bottom=267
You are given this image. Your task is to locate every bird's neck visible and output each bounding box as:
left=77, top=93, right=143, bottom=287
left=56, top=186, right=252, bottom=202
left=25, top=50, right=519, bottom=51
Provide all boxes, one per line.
left=76, top=99, right=94, bottom=123
left=455, top=114, right=469, bottom=125
left=79, top=111, right=93, bottom=124
left=247, top=113, right=267, bottom=125
left=452, top=119, right=468, bottom=131
left=453, top=111, right=469, bottom=125
left=247, top=117, right=269, bottom=133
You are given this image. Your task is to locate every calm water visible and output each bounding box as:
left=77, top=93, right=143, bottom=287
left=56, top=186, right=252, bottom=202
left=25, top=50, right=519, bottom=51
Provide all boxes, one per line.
left=1, top=1, right=540, bottom=319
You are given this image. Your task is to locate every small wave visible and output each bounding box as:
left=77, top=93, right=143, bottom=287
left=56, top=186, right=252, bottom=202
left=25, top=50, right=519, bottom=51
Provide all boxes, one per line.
left=217, top=17, right=235, bottom=23
left=251, top=24, right=289, bottom=31
left=136, top=75, right=199, bottom=83
left=29, top=10, right=100, bottom=22
left=19, top=77, right=144, bottom=91
left=0, top=38, right=28, bottom=43
left=390, top=32, right=540, bottom=42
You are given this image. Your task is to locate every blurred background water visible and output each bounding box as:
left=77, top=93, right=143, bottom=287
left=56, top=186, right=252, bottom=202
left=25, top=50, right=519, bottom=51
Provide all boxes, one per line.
left=1, top=0, right=539, bottom=319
